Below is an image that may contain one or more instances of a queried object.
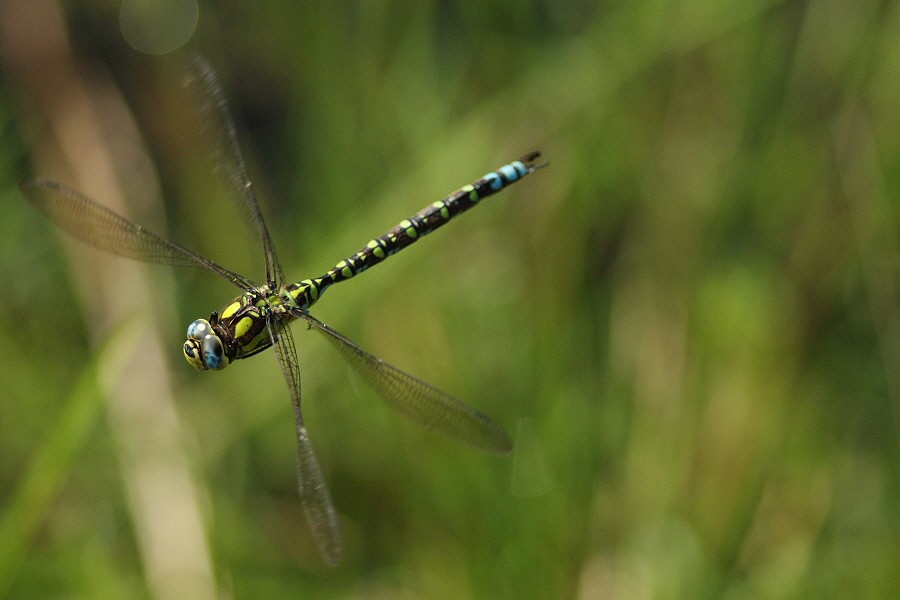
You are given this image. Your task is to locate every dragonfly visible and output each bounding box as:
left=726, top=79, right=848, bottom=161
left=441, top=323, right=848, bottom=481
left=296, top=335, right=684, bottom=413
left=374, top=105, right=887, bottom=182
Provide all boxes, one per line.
left=20, top=56, right=544, bottom=566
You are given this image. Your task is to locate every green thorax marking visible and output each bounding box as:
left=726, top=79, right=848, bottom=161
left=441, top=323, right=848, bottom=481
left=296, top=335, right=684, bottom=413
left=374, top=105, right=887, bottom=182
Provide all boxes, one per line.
left=213, top=285, right=289, bottom=361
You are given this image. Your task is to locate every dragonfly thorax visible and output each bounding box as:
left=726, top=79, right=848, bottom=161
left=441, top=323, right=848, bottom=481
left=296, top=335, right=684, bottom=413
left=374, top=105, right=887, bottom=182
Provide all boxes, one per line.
left=183, top=287, right=280, bottom=371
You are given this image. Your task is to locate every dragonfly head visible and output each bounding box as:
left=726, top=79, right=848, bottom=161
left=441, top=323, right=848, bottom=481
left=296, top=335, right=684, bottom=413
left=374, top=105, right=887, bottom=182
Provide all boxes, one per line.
left=183, top=318, right=229, bottom=371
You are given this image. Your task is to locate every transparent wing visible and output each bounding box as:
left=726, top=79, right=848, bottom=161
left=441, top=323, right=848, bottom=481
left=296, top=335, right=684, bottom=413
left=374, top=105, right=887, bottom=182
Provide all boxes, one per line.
left=265, top=315, right=341, bottom=566
left=20, top=179, right=255, bottom=290
left=186, top=55, right=285, bottom=287
left=296, top=311, right=513, bottom=455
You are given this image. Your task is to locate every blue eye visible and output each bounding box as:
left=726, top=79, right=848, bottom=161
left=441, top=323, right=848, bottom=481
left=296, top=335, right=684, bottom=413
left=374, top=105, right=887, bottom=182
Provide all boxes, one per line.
left=201, top=334, right=227, bottom=370
left=184, top=319, right=227, bottom=370
left=187, top=319, right=211, bottom=340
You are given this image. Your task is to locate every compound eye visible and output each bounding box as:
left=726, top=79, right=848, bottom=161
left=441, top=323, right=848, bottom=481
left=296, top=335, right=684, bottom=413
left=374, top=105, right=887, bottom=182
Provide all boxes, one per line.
left=186, top=319, right=212, bottom=340
left=184, top=319, right=227, bottom=370
left=200, top=334, right=228, bottom=370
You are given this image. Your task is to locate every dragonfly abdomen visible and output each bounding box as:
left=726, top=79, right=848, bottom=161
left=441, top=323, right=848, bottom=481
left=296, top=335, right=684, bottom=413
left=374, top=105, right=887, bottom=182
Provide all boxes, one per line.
left=283, top=152, right=543, bottom=311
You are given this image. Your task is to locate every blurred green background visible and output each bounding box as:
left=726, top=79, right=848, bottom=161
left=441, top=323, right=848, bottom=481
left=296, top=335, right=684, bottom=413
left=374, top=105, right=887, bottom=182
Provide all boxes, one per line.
left=0, top=0, right=897, bottom=598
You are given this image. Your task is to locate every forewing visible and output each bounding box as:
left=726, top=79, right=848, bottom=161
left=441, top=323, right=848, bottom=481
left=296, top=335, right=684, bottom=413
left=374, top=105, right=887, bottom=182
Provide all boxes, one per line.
left=186, top=55, right=284, bottom=287
left=20, top=179, right=253, bottom=289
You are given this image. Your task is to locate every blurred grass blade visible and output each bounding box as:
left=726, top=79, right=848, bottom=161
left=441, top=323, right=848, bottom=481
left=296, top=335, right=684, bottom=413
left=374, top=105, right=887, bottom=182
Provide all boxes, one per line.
left=0, top=321, right=137, bottom=597
left=510, top=417, right=553, bottom=498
